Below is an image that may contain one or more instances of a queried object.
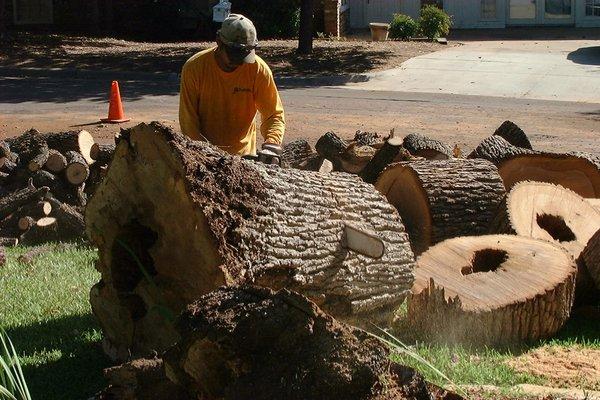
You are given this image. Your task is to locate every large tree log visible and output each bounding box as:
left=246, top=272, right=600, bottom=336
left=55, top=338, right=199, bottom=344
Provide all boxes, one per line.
left=164, top=286, right=462, bottom=400
left=41, top=130, right=97, bottom=164
left=493, top=120, right=533, bottom=150
left=86, top=122, right=415, bottom=361
left=376, top=159, right=506, bottom=255
left=468, top=135, right=535, bottom=165
left=359, top=137, right=404, bottom=184
left=498, top=152, right=600, bottom=197
left=402, top=133, right=453, bottom=160
left=407, top=235, right=576, bottom=346
left=491, top=182, right=600, bottom=260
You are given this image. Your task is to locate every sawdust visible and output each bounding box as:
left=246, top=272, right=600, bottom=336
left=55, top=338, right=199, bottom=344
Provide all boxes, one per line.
left=508, top=346, right=600, bottom=391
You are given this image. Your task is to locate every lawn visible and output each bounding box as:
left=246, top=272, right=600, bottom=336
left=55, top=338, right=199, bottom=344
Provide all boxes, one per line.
left=0, top=244, right=598, bottom=399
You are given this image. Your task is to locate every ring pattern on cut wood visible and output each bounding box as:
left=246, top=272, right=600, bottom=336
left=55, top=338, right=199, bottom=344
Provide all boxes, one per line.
left=407, top=235, right=576, bottom=346
left=86, top=122, right=416, bottom=362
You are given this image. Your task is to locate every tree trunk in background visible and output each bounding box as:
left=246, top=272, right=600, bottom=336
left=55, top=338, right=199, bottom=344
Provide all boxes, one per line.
left=297, top=0, right=314, bottom=54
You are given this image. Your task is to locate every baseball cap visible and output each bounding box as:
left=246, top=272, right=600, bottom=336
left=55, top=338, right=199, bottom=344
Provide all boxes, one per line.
left=218, top=14, right=258, bottom=64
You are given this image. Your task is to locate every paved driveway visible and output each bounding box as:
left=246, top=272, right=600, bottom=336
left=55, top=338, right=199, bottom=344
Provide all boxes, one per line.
left=348, top=40, right=600, bottom=103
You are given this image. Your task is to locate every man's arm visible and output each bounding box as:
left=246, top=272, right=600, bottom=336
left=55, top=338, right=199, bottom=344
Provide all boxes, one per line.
left=179, top=63, right=203, bottom=141
left=254, top=63, right=285, bottom=145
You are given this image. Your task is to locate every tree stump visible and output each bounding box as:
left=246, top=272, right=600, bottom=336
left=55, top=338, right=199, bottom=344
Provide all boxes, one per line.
left=493, top=120, right=533, bottom=150
left=376, top=159, right=506, bottom=255
left=468, top=135, right=535, bottom=165
left=498, top=152, right=600, bottom=197
left=402, top=133, right=453, bottom=160
left=407, top=235, right=576, bottom=346
left=164, top=286, right=462, bottom=400
left=86, top=122, right=415, bottom=361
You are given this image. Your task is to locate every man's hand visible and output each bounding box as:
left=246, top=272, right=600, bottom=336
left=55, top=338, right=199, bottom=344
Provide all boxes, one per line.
left=257, top=143, right=282, bottom=165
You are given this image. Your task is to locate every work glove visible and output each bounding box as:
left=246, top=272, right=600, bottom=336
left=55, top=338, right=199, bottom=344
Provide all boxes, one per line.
left=257, top=143, right=282, bottom=165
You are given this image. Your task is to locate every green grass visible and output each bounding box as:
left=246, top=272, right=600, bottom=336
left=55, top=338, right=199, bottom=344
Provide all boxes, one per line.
left=0, top=244, right=110, bottom=400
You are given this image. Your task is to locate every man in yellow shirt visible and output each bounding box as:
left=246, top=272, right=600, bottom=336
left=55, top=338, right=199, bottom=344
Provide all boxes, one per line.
left=179, top=14, right=285, bottom=163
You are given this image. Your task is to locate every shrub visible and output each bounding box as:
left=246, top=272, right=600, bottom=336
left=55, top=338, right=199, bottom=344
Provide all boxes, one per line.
left=389, top=14, right=418, bottom=40
left=418, top=5, right=452, bottom=40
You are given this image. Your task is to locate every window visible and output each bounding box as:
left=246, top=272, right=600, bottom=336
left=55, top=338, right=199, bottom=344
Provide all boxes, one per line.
left=12, top=0, right=53, bottom=25
left=481, top=0, right=497, bottom=19
left=586, top=0, right=600, bottom=16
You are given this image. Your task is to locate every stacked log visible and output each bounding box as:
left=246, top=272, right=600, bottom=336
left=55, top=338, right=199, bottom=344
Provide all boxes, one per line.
left=86, top=122, right=416, bottom=361
left=407, top=235, right=576, bottom=346
left=0, top=129, right=114, bottom=245
left=375, top=159, right=506, bottom=255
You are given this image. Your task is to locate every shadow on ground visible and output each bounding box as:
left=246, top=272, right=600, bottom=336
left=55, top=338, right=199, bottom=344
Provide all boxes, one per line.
left=6, top=313, right=110, bottom=400
left=567, top=46, right=600, bottom=66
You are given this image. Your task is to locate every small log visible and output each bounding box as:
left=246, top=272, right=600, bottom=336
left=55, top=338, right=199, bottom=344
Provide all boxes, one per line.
left=45, top=149, right=68, bottom=173
left=87, top=122, right=415, bottom=360
left=280, top=139, right=314, bottom=169
left=65, top=151, right=90, bottom=185
left=19, top=217, right=58, bottom=245
left=468, top=135, right=535, bottom=165
left=407, top=235, right=576, bottom=346
left=0, top=238, right=18, bottom=247
left=18, top=216, right=35, bottom=231
left=1, top=159, right=17, bottom=174
left=359, top=136, right=404, bottom=184
left=354, top=130, right=382, bottom=146
left=41, top=130, right=97, bottom=164
left=402, top=133, right=453, bottom=160
left=164, top=286, right=462, bottom=400
left=376, top=159, right=506, bottom=255
left=315, top=131, right=349, bottom=163
left=498, top=152, right=600, bottom=197
left=493, top=120, right=533, bottom=150
left=6, top=129, right=49, bottom=171
left=31, top=169, right=58, bottom=189
left=90, top=143, right=115, bottom=165
left=15, top=200, right=51, bottom=231
left=0, top=181, right=50, bottom=221
left=17, top=245, right=52, bottom=265
left=47, top=197, right=86, bottom=240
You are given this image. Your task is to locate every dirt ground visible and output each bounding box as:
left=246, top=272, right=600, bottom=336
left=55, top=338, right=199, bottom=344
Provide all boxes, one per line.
left=0, top=33, right=447, bottom=77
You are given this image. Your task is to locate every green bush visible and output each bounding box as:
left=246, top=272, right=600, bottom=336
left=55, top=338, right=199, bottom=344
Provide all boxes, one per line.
left=389, top=14, right=418, bottom=40
left=418, top=5, right=451, bottom=40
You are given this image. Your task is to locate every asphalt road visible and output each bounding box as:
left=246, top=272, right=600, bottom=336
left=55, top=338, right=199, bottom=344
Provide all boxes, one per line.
left=1, top=75, right=599, bottom=154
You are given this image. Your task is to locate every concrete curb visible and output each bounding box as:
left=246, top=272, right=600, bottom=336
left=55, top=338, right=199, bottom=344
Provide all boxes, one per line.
left=0, top=66, right=371, bottom=87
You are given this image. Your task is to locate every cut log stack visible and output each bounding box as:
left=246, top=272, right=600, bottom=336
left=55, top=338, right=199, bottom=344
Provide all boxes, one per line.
left=0, top=129, right=114, bottom=245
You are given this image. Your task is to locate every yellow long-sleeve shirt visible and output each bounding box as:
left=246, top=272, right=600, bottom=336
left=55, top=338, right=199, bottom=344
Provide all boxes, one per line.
left=179, top=47, right=285, bottom=155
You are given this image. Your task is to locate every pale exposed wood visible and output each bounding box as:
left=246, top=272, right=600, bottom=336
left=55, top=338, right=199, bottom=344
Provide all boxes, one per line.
left=338, top=142, right=376, bottom=173
left=86, top=122, right=416, bottom=361
left=41, top=130, right=96, bottom=164
left=498, top=152, right=600, bottom=197
left=403, top=133, right=453, bottom=160
left=493, top=120, right=533, bottom=150
left=20, top=217, right=58, bottom=246
left=587, top=198, right=600, bottom=213
left=376, top=159, right=506, bottom=255
left=407, top=235, right=576, bottom=346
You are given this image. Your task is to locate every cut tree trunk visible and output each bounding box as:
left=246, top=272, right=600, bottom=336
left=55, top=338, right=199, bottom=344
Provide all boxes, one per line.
left=65, top=151, right=90, bottom=185
left=164, top=286, right=462, bottom=400
left=468, top=135, right=535, bottom=165
left=45, top=149, right=68, bottom=173
left=280, top=139, right=314, bottom=169
left=493, top=120, right=533, bottom=150
left=407, top=235, right=576, bottom=346
left=86, top=122, right=415, bottom=361
left=498, top=152, right=600, bottom=197
left=402, top=133, right=453, bottom=160
left=376, top=159, right=506, bottom=255
left=0, top=181, right=50, bottom=221
left=359, top=137, right=404, bottom=184
left=581, top=229, right=600, bottom=290
left=41, top=130, right=97, bottom=164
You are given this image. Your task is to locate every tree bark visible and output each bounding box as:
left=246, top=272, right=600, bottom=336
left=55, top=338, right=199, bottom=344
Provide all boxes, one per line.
left=468, top=135, right=535, bottom=165
left=376, top=159, right=505, bottom=255
left=90, top=143, right=115, bottom=164
left=315, top=131, right=349, bottom=163
left=86, top=122, right=415, bottom=361
left=493, top=120, right=533, bottom=150
left=354, top=131, right=382, bottom=146
left=402, top=133, right=453, bottom=160
left=280, top=139, right=315, bottom=169
left=0, top=182, right=49, bottom=221
left=297, top=0, right=315, bottom=54
left=41, top=130, right=97, bottom=164
left=359, top=137, right=404, bottom=184
left=407, top=235, right=576, bottom=346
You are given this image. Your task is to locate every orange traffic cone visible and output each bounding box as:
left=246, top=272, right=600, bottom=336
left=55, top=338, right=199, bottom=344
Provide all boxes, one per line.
left=101, top=81, right=130, bottom=123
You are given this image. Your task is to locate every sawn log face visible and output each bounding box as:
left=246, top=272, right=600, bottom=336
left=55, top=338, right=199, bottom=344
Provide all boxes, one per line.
left=86, top=122, right=415, bottom=361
